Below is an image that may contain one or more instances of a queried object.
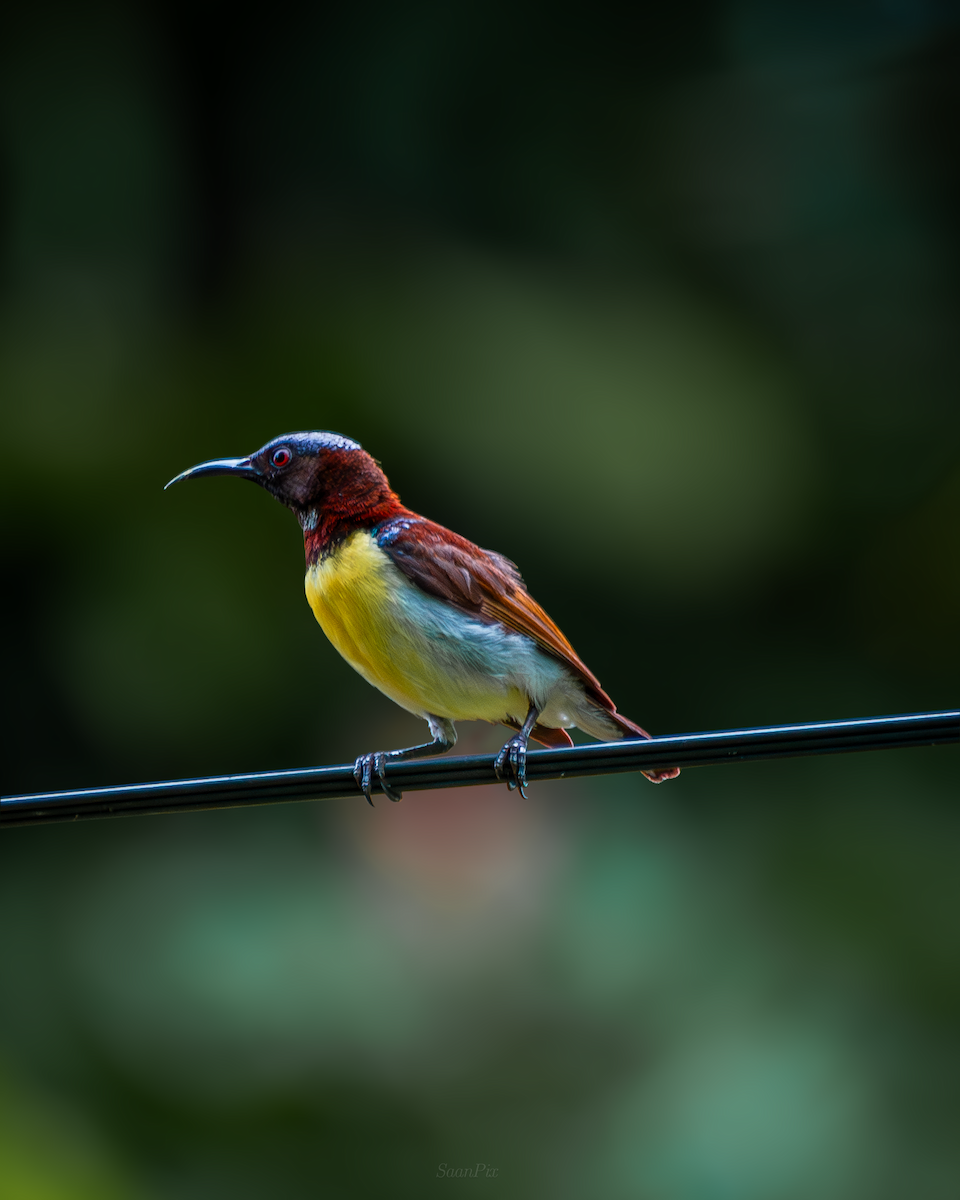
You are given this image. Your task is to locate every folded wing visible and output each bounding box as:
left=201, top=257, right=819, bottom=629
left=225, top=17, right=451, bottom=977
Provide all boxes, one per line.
left=375, top=514, right=617, bottom=718
left=374, top=514, right=673, bottom=775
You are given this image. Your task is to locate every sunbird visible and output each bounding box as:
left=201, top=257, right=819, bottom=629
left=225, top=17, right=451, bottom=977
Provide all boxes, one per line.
left=166, top=432, right=679, bottom=802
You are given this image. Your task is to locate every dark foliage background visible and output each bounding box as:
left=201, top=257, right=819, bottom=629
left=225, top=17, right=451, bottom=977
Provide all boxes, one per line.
left=2, top=2, right=958, bottom=1197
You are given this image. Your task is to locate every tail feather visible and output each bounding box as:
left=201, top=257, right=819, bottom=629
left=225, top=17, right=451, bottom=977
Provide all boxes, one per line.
left=578, top=705, right=680, bottom=784
left=606, top=711, right=652, bottom=740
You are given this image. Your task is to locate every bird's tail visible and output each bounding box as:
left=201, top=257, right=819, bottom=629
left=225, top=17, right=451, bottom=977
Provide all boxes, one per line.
left=577, top=705, right=680, bottom=784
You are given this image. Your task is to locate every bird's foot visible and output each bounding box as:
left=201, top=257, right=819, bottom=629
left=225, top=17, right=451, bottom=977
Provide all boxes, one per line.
left=494, top=734, right=530, bottom=798
left=642, top=766, right=681, bottom=784
left=353, top=752, right=403, bottom=805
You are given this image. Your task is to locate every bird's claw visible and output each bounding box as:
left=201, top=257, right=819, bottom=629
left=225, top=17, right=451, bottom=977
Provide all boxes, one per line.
left=494, top=735, right=529, bottom=798
left=353, top=752, right=403, bottom=805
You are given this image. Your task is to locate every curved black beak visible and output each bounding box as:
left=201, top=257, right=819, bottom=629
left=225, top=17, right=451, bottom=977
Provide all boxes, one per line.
left=164, top=457, right=261, bottom=490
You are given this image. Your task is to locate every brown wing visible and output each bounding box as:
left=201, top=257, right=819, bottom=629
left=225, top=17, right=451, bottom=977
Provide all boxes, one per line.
left=375, top=514, right=613, bottom=707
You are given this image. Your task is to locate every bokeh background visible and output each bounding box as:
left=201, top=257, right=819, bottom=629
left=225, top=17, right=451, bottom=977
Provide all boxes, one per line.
left=2, top=2, right=959, bottom=1197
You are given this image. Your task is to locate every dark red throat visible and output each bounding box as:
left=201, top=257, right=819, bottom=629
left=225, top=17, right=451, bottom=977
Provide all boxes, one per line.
left=302, top=448, right=406, bottom=564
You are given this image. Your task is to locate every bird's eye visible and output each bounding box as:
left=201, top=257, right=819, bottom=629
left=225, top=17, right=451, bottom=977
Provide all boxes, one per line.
left=271, top=447, right=292, bottom=468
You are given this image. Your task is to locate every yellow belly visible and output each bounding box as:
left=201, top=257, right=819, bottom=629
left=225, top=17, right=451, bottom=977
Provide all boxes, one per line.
left=304, top=530, right=529, bottom=722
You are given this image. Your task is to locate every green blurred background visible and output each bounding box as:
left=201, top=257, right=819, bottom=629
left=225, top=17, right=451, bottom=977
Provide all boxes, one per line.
left=2, top=2, right=958, bottom=1197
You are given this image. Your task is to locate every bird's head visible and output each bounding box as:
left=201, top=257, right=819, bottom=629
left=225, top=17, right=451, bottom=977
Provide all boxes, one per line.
left=165, top=431, right=399, bottom=533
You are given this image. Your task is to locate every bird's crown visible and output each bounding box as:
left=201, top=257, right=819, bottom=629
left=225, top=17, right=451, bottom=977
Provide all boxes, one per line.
left=259, top=431, right=362, bottom=459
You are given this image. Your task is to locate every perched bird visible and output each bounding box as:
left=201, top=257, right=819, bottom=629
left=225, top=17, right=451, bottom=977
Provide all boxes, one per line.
left=166, top=432, right=679, bottom=802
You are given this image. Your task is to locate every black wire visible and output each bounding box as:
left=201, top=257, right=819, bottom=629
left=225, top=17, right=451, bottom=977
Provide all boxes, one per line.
left=2, top=710, right=956, bottom=828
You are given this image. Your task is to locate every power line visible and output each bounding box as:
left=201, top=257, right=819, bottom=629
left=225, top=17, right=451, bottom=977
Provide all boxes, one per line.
left=2, top=710, right=956, bottom=828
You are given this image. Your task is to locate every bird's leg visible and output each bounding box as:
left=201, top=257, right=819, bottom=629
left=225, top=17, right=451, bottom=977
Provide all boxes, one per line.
left=354, top=715, right=457, bottom=806
left=494, top=703, right=540, bottom=798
